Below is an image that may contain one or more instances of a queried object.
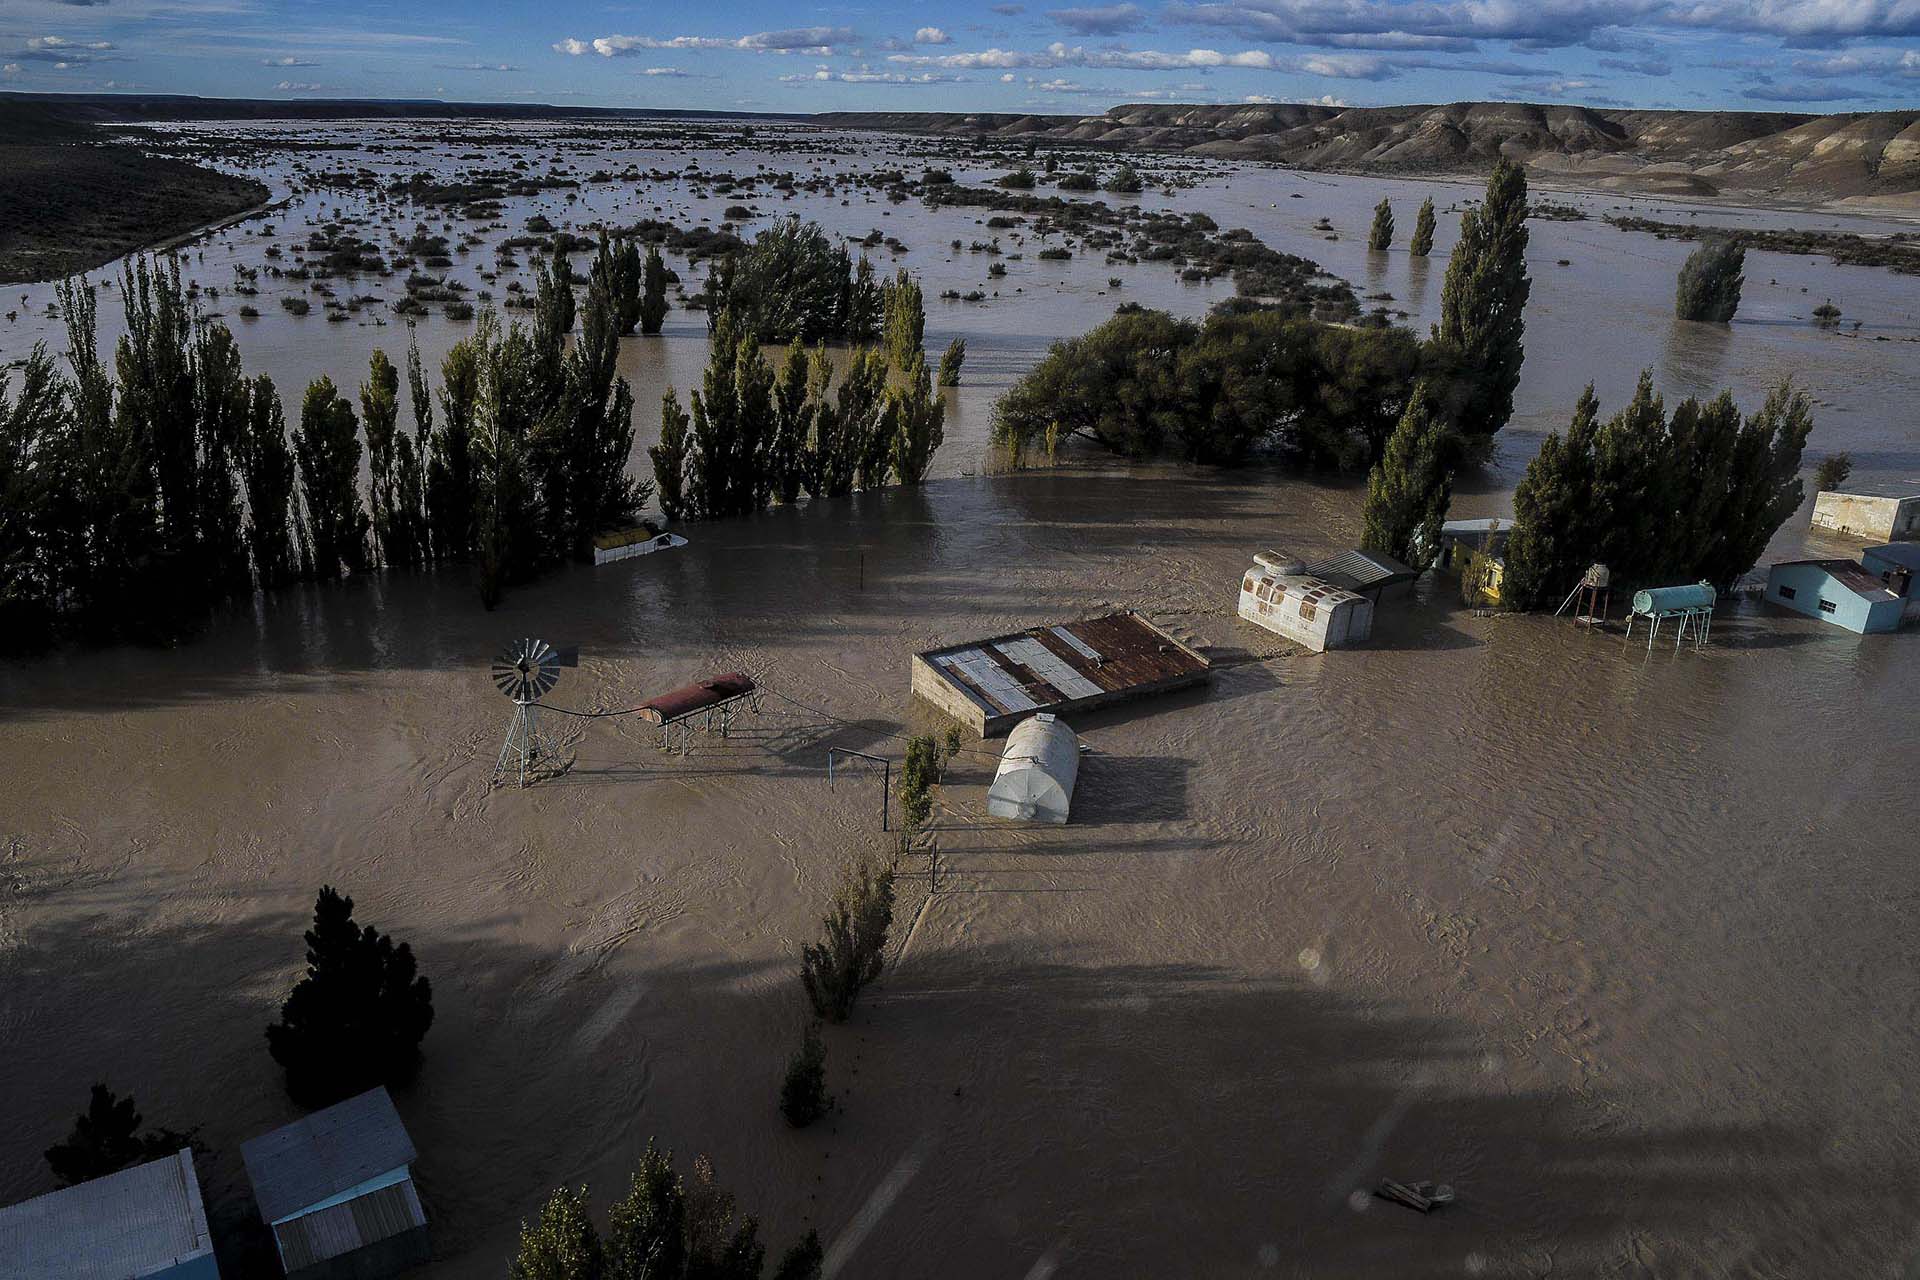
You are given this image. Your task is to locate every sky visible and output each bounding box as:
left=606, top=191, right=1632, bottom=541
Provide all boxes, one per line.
left=4, top=0, right=1920, bottom=114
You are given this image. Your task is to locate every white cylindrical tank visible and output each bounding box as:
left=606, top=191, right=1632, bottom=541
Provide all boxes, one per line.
left=987, top=714, right=1079, bottom=824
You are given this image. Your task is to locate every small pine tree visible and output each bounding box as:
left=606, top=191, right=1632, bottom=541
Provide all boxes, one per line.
left=45, top=1086, right=199, bottom=1188
left=265, top=886, right=435, bottom=1108
left=511, top=1185, right=605, bottom=1280
left=640, top=245, right=669, bottom=336
left=771, top=1232, right=824, bottom=1280
left=651, top=388, right=691, bottom=523
left=1675, top=239, right=1745, bottom=323
left=1359, top=384, right=1454, bottom=571
left=800, top=852, right=895, bottom=1023
left=1410, top=197, right=1436, bottom=256
left=935, top=337, right=965, bottom=388
left=1368, top=198, right=1394, bottom=251
left=1814, top=451, right=1852, bottom=493
left=779, top=1024, right=830, bottom=1128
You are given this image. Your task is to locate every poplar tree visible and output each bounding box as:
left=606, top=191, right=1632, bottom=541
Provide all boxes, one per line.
left=1368, top=198, right=1394, bottom=251
left=936, top=337, right=965, bottom=387
left=1410, top=197, right=1436, bottom=256
left=1675, top=239, right=1745, bottom=323
left=769, top=343, right=813, bottom=506
left=650, top=389, right=690, bottom=522
left=511, top=1186, right=604, bottom=1280
left=425, top=336, right=480, bottom=562
left=238, top=374, right=301, bottom=589
left=1359, top=383, right=1453, bottom=570
left=293, top=376, right=368, bottom=580
left=640, top=244, right=670, bottom=336
left=1434, top=157, right=1530, bottom=440
left=1502, top=385, right=1601, bottom=608
left=591, top=232, right=643, bottom=337
left=888, top=353, right=946, bottom=486
left=881, top=269, right=925, bottom=369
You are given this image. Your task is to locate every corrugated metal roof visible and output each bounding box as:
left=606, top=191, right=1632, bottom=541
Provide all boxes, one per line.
left=242, top=1088, right=416, bottom=1225
left=0, top=1149, right=213, bottom=1279
left=1305, top=549, right=1415, bottom=592
left=1865, top=543, right=1920, bottom=571
left=1773, top=559, right=1901, bottom=602
left=918, top=612, right=1210, bottom=723
left=273, top=1178, right=426, bottom=1271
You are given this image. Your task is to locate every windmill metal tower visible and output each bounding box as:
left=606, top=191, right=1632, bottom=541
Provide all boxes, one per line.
left=491, top=638, right=576, bottom=786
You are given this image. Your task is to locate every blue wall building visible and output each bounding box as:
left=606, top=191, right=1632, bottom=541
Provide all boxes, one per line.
left=1765, top=559, right=1906, bottom=634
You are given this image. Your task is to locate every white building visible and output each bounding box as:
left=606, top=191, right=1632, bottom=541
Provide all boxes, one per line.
left=0, top=1149, right=217, bottom=1280
left=1812, top=490, right=1920, bottom=541
left=1237, top=551, right=1373, bottom=653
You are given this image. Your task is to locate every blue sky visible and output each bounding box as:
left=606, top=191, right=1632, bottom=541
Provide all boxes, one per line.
left=5, top=0, right=1919, bottom=113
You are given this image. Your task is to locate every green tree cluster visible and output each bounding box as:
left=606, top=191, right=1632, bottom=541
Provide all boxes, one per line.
left=1359, top=383, right=1454, bottom=570
left=800, top=850, right=895, bottom=1024
left=702, top=217, right=891, bottom=344
left=1501, top=376, right=1814, bottom=608
left=992, top=307, right=1427, bottom=469
left=640, top=244, right=671, bottom=336
left=1675, top=239, right=1746, bottom=323
left=45, top=1086, right=200, bottom=1188
left=265, top=886, right=434, bottom=1108
left=510, top=1148, right=823, bottom=1280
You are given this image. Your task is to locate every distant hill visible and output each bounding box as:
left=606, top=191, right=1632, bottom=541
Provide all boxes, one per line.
left=816, top=101, right=1920, bottom=207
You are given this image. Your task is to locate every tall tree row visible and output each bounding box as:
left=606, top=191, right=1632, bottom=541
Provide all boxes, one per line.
left=1433, top=157, right=1531, bottom=443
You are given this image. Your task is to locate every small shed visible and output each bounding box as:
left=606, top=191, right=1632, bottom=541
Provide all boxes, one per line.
left=1304, top=548, right=1417, bottom=601
left=1811, top=490, right=1920, bottom=541
left=987, top=713, right=1078, bottom=824
left=1435, top=519, right=1513, bottom=604
left=1237, top=551, right=1373, bottom=653
left=1765, top=559, right=1905, bottom=634
left=1861, top=544, right=1920, bottom=621
left=242, top=1088, right=428, bottom=1280
left=0, top=1149, right=217, bottom=1280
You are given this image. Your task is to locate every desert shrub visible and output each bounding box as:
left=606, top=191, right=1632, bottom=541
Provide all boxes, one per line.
left=1056, top=171, right=1097, bottom=191
left=1103, top=163, right=1143, bottom=193
left=800, top=852, right=895, bottom=1023
left=1038, top=247, right=1071, bottom=261
left=998, top=167, right=1036, bottom=190
left=1813, top=300, right=1841, bottom=326
left=280, top=296, right=311, bottom=316
left=779, top=1025, right=830, bottom=1128
left=266, top=885, right=435, bottom=1107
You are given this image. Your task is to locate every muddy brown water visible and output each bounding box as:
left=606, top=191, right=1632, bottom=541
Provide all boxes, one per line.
left=2, top=122, right=1919, bottom=1276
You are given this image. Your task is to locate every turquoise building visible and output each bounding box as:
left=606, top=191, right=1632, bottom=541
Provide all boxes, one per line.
left=1765, top=559, right=1906, bottom=634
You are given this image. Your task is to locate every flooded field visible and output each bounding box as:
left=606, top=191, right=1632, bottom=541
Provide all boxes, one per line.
left=3, top=120, right=1919, bottom=1276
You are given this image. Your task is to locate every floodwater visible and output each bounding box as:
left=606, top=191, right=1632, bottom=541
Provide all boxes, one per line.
left=2, top=121, right=1919, bottom=1277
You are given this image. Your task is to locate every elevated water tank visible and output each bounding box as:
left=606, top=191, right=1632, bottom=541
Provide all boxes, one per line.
left=1632, top=581, right=1716, bottom=615
left=987, top=714, right=1079, bottom=824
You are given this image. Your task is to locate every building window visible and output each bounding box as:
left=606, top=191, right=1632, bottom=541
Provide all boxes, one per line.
left=1777, top=584, right=1796, bottom=600
left=1818, top=599, right=1837, bottom=615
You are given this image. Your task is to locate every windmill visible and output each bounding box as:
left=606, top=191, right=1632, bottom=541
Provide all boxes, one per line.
left=491, top=638, right=577, bottom=786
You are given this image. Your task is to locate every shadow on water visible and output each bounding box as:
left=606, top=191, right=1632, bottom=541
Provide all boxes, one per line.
left=4, top=899, right=1889, bottom=1277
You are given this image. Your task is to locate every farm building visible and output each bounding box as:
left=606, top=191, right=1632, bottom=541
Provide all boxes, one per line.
left=987, top=713, right=1079, bottom=824
left=1811, top=490, right=1920, bottom=542
left=1434, top=519, right=1513, bottom=604
left=1303, top=548, right=1417, bottom=601
left=911, top=611, right=1211, bottom=737
left=1765, top=560, right=1906, bottom=634
left=1862, top=544, right=1920, bottom=621
left=241, top=1088, right=428, bottom=1280
left=0, top=1149, right=217, bottom=1280
left=1237, top=551, right=1373, bottom=653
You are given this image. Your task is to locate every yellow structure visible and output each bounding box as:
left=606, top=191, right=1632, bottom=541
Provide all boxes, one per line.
left=1437, top=519, right=1512, bottom=605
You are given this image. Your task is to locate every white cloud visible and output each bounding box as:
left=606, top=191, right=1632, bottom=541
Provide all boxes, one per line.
left=915, top=26, right=952, bottom=45
left=555, top=27, right=858, bottom=58
left=262, top=56, right=317, bottom=67
left=890, top=40, right=1395, bottom=78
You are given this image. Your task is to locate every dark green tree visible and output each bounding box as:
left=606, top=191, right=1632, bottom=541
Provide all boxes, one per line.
left=45, top=1085, right=199, bottom=1188
left=900, top=733, right=941, bottom=833
left=1103, top=163, right=1143, bottom=194
left=1814, top=451, right=1852, bottom=493
left=237, top=374, right=301, bottom=590
left=935, top=337, right=965, bottom=388
left=683, top=1155, right=763, bottom=1280
left=771, top=1234, right=823, bottom=1280
left=779, top=1024, right=829, bottom=1128
left=190, top=324, right=253, bottom=603
left=1675, top=239, right=1746, bottom=323
left=800, top=851, right=895, bottom=1023
left=887, top=355, right=946, bottom=487
left=593, top=232, right=643, bottom=337
left=1502, top=385, right=1602, bottom=609
left=1368, top=198, right=1394, bottom=251
left=769, top=343, right=813, bottom=506
left=293, top=376, right=369, bottom=581
left=511, top=1185, right=604, bottom=1280
left=265, top=885, right=434, bottom=1108
left=425, top=335, right=481, bottom=562
left=640, top=244, right=670, bottom=336
left=1434, top=157, right=1531, bottom=441
left=1359, top=383, right=1454, bottom=571
left=651, top=388, right=691, bottom=523
left=607, top=1144, right=687, bottom=1280
left=0, top=347, right=64, bottom=648
left=881, top=269, right=925, bottom=369
left=1409, top=197, right=1436, bottom=256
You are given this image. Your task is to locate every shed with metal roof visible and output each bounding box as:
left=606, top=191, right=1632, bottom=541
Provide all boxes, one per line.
left=1765, top=559, right=1905, bottom=634
left=241, top=1088, right=428, bottom=1280
left=0, top=1149, right=216, bottom=1280
left=1304, top=548, right=1416, bottom=601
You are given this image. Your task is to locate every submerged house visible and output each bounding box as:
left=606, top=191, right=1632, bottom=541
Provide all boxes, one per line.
left=1861, top=544, right=1920, bottom=622
left=242, top=1088, right=428, bottom=1280
left=1434, top=519, right=1512, bottom=604
left=1811, top=490, right=1920, bottom=542
left=0, top=1149, right=217, bottom=1280
left=1765, top=559, right=1906, bottom=634
left=1238, top=551, right=1373, bottom=652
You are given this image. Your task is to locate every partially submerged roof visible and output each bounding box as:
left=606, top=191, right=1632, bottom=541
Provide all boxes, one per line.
left=1864, top=543, right=1920, bottom=571
left=0, top=1149, right=213, bottom=1280
left=1439, top=518, right=1514, bottom=556
left=1772, top=559, right=1902, bottom=603
left=1305, top=548, right=1415, bottom=593
left=636, top=672, right=755, bottom=725
left=242, top=1087, right=416, bottom=1225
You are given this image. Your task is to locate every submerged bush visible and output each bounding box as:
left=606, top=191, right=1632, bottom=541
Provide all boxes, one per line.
left=1675, top=239, right=1745, bottom=322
